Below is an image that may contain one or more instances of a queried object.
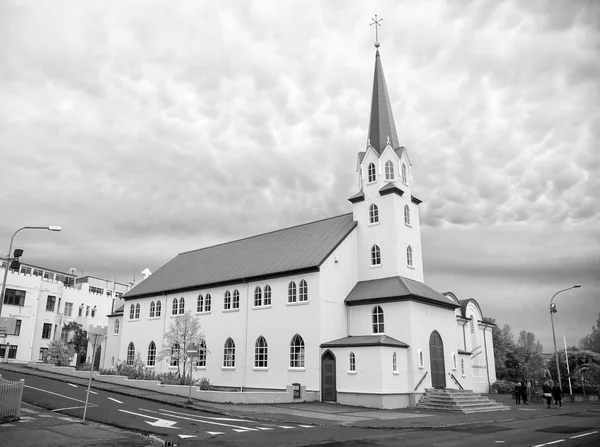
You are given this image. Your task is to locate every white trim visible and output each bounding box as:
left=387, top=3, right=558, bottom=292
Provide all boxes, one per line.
left=286, top=301, right=309, bottom=307
left=195, top=311, right=211, bottom=316
left=370, top=264, right=382, bottom=269
left=221, top=367, right=235, bottom=371
left=367, top=221, right=380, bottom=227
left=252, top=305, right=273, bottom=311
left=253, top=367, right=268, bottom=371
left=222, top=309, right=240, bottom=313
left=347, top=371, right=357, bottom=375
left=392, top=371, right=400, bottom=376
left=287, top=367, right=306, bottom=372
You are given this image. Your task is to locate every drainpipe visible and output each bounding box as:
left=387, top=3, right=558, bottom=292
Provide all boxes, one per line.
left=461, top=319, right=468, bottom=351
left=241, top=279, right=249, bottom=393
left=480, top=321, right=492, bottom=394
left=161, top=293, right=168, bottom=374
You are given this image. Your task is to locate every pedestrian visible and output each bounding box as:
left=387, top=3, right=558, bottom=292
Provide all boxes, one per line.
left=514, top=383, right=521, bottom=404
left=520, top=381, right=529, bottom=405
left=542, top=381, right=552, bottom=408
left=552, top=383, right=563, bottom=409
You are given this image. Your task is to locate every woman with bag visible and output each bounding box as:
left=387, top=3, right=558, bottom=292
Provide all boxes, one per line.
left=542, top=381, right=552, bottom=408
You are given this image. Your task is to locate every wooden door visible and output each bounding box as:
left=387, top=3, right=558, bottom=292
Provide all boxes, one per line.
left=429, top=331, right=446, bottom=388
left=321, top=351, right=337, bottom=402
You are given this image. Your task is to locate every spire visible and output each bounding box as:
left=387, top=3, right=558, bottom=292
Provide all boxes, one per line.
left=367, top=49, right=400, bottom=155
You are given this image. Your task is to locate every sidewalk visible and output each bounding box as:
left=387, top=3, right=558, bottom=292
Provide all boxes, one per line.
left=2, top=363, right=599, bottom=431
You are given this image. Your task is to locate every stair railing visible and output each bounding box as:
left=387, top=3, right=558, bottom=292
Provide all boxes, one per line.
left=414, top=370, right=428, bottom=391
left=449, top=373, right=464, bottom=390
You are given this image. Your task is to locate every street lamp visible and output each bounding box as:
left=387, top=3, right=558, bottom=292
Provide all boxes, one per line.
left=0, top=226, right=62, bottom=317
left=550, top=284, right=581, bottom=391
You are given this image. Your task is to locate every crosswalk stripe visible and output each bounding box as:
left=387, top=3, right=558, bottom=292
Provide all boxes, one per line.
left=278, top=426, right=295, bottom=429
left=68, top=383, right=78, bottom=388
left=299, top=425, right=315, bottom=428
left=257, top=427, right=274, bottom=431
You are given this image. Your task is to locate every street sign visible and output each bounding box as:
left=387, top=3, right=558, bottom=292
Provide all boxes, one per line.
left=186, top=344, right=199, bottom=358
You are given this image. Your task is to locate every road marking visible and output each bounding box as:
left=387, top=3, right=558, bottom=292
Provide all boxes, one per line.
left=108, top=397, right=123, bottom=404
left=20, top=408, right=38, bottom=414
left=257, top=427, right=274, bottom=431
left=58, top=417, right=78, bottom=422
left=52, top=405, right=96, bottom=412
left=495, top=441, right=505, bottom=444
left=157, top=408, right=259, bottom=431
left=89, top=391, right=98, bottom=395
left=38, top=415, right=54, bottom=418
left=24, top=385, right=89, bottom=404
left=531, top=440, right=565, bottom=447
left=68, top=383, right=78, bottom=388
left=0, top=424, right=15, bottom=427
left=117, top=409, right=180, bottom=429
left=298, top=425, right=315, bottom=428
left=571, top=431, right=598, bottom=439
left=179, top=435, right=196, bottom=439
left=207, top=431, right=225, bottom=435
left=278, top=426, right=295, bottom=429
left=233, top=429, right=252, bottom=432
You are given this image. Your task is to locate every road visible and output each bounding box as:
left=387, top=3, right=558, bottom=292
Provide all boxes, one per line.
left=2, top=369, right=600, bottom=446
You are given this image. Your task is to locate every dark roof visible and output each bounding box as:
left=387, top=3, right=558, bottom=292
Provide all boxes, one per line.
left=411, top=195, right=422, bottom=205
left=345, top=276, right=459, bottom=309
left=321, top=335, right=409, bottom=348
left=458, top=299, right=484, bottom=319
left=107, top=304, right=124, bottom=318
left=348, top=190, right=365, bottom=203
left=125, top=214, right=357, bottom=299
left=458, top=349, right=471, bottom=355
left=379, top=182, right=405, bottom=197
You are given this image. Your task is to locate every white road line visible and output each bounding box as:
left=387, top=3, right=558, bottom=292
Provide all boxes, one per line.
left=52, top=405, right=96, bottom=412
left=278, top=426, right=295, bottom=429
left=570, top=431, right=598, bottom=439
left=0, top=424, right=15, bottom=427
left=89, top=391, right=98, bottom=395
left=298, top=425, right=315, bottom=428
left=233, top=429, right=252, bottom=433
left=20, top=408, right=38, bottom=414
left=108, top=397, right=123, bottom=404
left=256, top=427, right=274, bottom=431
left=68, top=383, right=78, bottom=388
left=157, top=408, right=259, bottom=431
left=207, top=431, right=225, bottom=435
left=531, top=440, right=565, bottom=447
left=24, top=385, right=88, bottom=404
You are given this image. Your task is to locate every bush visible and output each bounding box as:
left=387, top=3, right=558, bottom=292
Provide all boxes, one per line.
left=199, top=377, right=211, bottom=390
left=491, top=380, right=517, bottom=394
left=570, top=384, right=600, bottom=396
left=113, top=355, right=158, bottom=380
left=76, top=362, right=93, bottom=371
left=156, top=372, right=198, bottom=386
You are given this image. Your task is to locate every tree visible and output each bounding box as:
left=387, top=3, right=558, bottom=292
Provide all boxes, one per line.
left=63, top=321, right=88, bottom=364
left=157, top=311, right=205, bottom=382
left=515, top=330, right=545, bottom=382
left=47, top=340, right=76, bottom=366
left=579, top=313, right=600, bottom=354
left=491, top=322, right=514, bottom=380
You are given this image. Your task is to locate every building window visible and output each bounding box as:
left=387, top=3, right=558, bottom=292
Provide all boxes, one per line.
left=299, top=280, right=308, bottom=302
left=223, top=338, right=235, bottom=367
left=461, top=358, right=465, bottom=376
left=44, top=272, right=54, bottom=281
left=78, top=305, right=83, bottom=317
left=172, top=298, right=178, bottom=315
left=135, top=303, right=140, bottom=319
left=39, top=348, right=49, bottom=362
left=371, top=245, right=381, bottom=266
left=3, top=288, right=26, bottom=306
left=127, top=342, right=135, bottom=365
left=401, top=163, right=407, bottom=183
left=89, top=286, right=104, bottom=295
left=198, top=340, right=207, bottom=367
left=224, top=291, right=231, bottom=310
left=111, top=356, right=115, bottom=367
left=232, top=290, right=240, bottom=309
left=61, top=327, right=69, bottom=343
left=115, top=292, right=123, bottom=299
left=150, top=301, right=156, bottom=317
left=452, top=353, right=457, bottom=370
left=418, top=350, right=424, bottom=368
left=86, top=306, right=90, bottom=317
left=147, top=342, right=156, bottom=367
left=64, top=302, right=73, bottom=317
left=254, top=336, right=268, bottom=368
left=404, top=205, right=410, bottom=225
left=407, top=246, right=413, bottom=267
left=197, top=295, right=204, bottom=313
left=46, top=295, right=56, bottom=311
left=368, top=162, right=376, bottom=183
left=349, top=352, right=356, bottom=372
left=385, top=160, right=394, bottom=180
left=205, top=293, right=212, bottom=312
left=372, top=306, right=384, bottom=334
left=14, top=319, right=21, bottom=336
left=114, top=319, right=120, bottom=335
left=178, top=298, right=185, bottom=314
left=91, top=306, right=96, bottom=318
left=369, top=203, right=379, bottom=224
left=288, top=282, right=297, bottom=303
left=33, top=268, right=43, bottom=277
left=470, top=317, right=475, bottom=333
left=170, top=343, right=180, bottom=367
left=155, top=300, right=162, bottom=317
left=129, top=304, right=135, bottom=320
left=20, top=266, right=32, bottom=275
left=264, top=285, right=272, bottom=305
left=7, top=345, right=17, bottom=359
left=290, top=334, right=305, bottom=368
left=393, top=352, right=398, bottom=372
left=254, top=287, right=262, bottom=307
left=41, top=323, right=52, bottom=339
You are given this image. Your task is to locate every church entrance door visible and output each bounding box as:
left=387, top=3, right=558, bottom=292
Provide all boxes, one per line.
left=429, top=331, right=446, bottom=388
left=321, top=351, right=337, bottom=402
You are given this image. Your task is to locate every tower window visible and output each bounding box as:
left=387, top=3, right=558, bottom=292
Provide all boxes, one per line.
left=224, top=291, right=231, bottom=310
left=385, top=161, right=394, bottom=180
left=369, top=204, right=379, bottom=224
left=155, top=300, right=162, bottom=317
left=393, top=352, right=397, bottom=372
left=205, top=293, right=212, bottom=312
left=172, top=298, right=178, bottom=316
left=401, top=164, right=408, bottom=184
left=367, top=163, right=376, bottom=183
left=127, top=342, right=135, bottom=365
left=371, top=245, right=381, bottom=266
left=197, top=294, right=204, bottom=313
left=349, top=352, right=356, bottom=372
left=407, top=246, right=413, bottom=267
left=288, top=282, right=297, bottom=303
left=147, top=341, right=156, bottom=367
left=404, top=205, right=410, bottom=225
left=264, top=285, right=272, bottom=306
left=150, top=301, right=156, bottom=318
left=254, top=286, right=262, bottom=307
left=299, top=280, right=308, bottom=302
left=372, top=306, right=384, bottom=333
left=135, top=303, right=140, bottom=319
left=178, top=297, right=185, bottom=314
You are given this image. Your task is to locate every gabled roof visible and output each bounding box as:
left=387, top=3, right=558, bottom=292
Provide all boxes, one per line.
left=321, top=335, right=409, bottom=349
left=107, top=304, right=124, bottom=318
left=348, top=190, right=365, bottom=203
left=345, top=276, right=459, bottom=310
left=124, top=214, right=357, bottom=299
left=379, top=182, right=404, bottom=197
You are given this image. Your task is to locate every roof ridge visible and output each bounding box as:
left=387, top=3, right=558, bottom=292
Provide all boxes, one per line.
left=179, top=213, right=354, bottom=256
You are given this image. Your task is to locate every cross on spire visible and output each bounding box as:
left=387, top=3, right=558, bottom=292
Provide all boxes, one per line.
left=370, top=14, right=383, bottom=47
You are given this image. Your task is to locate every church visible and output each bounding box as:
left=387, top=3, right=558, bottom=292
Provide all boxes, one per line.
left=102, top=40, right=496, bottom=409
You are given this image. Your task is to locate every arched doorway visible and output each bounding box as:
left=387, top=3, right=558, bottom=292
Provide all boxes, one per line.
left=321, top=351, right=337, bottom=402
left=429, top=331, right=446, bottom=388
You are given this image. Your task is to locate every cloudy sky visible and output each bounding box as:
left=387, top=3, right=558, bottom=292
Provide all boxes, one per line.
left=1, top=0, right=598, bottom=351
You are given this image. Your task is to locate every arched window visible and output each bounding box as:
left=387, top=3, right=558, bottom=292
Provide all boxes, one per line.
left=470, top=317, right=475, bottom=333
left=232, top=290, right=240, bottom=309
left=369, top=203, right=379, bottom=224
left=404, top=205, right=410, bottom=225
left=264, top=285, right=272, bottom=306
left=178, top=297, right=185, bottom=314
left=155, top=300, right=162, bottom=317
left=223, top=338, right=235, bottom=367
left=349, top=352, right=356, bottom=372
left=288, top=282, right=297, bottom=303
left=197, top=294, right=204, bottom=313
left=299, top=280, right=308, bottom=302
left=254, top=286, right=262, bottom=307
left=368, top=162, right=376, bottom=183
left=401, top=163, right=407, bottom=183
left=371, top=245, right=381, bottom=266
left=224, top=291, right=231, bottom=310
left=461, top=358, right=465, bottom=376
left=205, top=293, right=212, bottom=312
left=172, top=298, right=178, bottom=315
left=372, top=306, right=384, bottom=333
left=198, top=340, right=207, bottom=367
left=407, top=246, right=413, bottom=267
left=126, top=342, right=135, bottom=365
left=290, top=334, right=305, bottom=368
left=114, top=319, right=120, bottom=335
left=129, top=304, right=135, bottom=320
left=418, top=350, right=424, bottom=368
left=452, top=353, right=457, bottom=370
left=147, top=341, right=156, bottom=366
left=135, top=303, right=140, bottom=319
left=393, top=352, right=398, bottom=372
left=385, top=160, right=394, bottom=180
left=255, top=336, right=268, bottom=368
left=170, top=343, right=180, bottom=367
left=150, top=301, right=156, bottom=318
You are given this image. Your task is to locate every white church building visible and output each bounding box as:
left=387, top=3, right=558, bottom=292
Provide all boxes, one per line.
left=102, top=43, right=496, bottom=409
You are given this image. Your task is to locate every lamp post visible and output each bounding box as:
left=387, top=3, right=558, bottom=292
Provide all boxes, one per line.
left=550, top=284, right=581, bottom=391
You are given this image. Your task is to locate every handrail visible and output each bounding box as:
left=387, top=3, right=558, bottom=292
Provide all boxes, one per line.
left=449, top=373, right=464, bottom=390
left=414, top=371, right=428, bottom=391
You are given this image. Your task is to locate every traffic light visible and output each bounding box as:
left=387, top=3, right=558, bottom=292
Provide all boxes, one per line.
left=550, top=303, right=557, bottom=313
left=10, top=249, right=23, bottom=271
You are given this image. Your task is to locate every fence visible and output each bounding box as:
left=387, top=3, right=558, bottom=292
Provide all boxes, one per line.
left=0, top=374, right=24, bottom=419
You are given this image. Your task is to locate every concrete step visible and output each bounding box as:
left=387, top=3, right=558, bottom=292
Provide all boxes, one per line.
left=416, top=388, right=511, bottom=414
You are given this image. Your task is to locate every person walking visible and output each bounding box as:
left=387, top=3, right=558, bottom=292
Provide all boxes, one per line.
left=520, top=381, right=529, bottom=405
left=552, top=383, right=563, bottom=409
left=514, top=383, right=521, bottom=404
left=542, top=381, right=552, bottom=408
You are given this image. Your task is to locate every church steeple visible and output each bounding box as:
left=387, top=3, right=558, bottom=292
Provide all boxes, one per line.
left=367, top=49, right=399, bottom=156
